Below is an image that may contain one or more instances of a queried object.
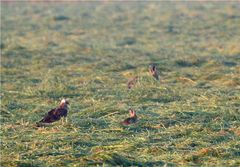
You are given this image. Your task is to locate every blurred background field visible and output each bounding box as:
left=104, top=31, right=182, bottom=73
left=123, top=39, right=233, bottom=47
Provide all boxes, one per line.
left=1, top=1, right=240, bottom=166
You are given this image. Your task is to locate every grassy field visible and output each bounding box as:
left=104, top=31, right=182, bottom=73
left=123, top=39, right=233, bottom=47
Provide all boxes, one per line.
left=1, top=2, right=240, bottom=166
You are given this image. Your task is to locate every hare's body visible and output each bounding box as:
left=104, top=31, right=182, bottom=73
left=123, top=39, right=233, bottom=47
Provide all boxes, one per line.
left=121, top=109, right=138, bottom=126
left=127, top=76, right=138, bottom=89
left=149, top=65, right=159, bottom=80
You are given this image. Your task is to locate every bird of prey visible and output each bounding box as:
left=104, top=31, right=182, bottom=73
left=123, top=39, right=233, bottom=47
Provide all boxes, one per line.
left=121, top=109, right=138, bottom=126
left=37, top=99, right=69, bottom=126
left=149, top=64, right=159, bottom=80
left=127, top=76, right=138, bottom=89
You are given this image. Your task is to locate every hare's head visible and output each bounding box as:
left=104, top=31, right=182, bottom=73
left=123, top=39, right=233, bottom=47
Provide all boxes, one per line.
left=129, top=109, right=136, bottom=117
left=149, top=64, right=157, bottom=73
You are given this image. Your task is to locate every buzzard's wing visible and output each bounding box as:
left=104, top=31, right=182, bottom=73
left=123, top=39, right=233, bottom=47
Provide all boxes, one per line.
left=48, top=108, right=56, bottom=115
left=57, top=108, right=68, bottom=117
left=38, top=107, right=68, bottom=124
left=39, top=108, right=59, bottom=123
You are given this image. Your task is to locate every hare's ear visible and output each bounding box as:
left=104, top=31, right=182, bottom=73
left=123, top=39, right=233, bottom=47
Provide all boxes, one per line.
left=132, top=110, right=136, bottom=116
left=129, top=109, right=135, bottom=115
left=129, top=109, right=136, bottom=116
left=149, top=65, right=152, bottom=71
left=152, top=65, right=156, bottom=71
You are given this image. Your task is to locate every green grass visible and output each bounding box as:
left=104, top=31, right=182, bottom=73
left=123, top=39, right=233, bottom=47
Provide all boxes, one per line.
left=1, top=2, right=240, bottom=166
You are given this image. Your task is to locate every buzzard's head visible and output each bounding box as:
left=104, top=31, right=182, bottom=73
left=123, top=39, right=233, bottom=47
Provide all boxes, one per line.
left=60, top=98, right=70, bottom=107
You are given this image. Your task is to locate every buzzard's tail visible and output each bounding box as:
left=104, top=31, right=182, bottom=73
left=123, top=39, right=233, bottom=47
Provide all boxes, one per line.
left=36, top=121, right=43, bottom=127
left=36, top=120, right=52, bottom=127
left=36, top=117, right=51, bottom=127
left=38, top=115, right=54, bottom=123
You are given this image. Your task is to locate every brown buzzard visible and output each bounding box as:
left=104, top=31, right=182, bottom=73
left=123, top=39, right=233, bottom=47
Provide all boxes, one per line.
left=37, top=99, right=69, bottom=126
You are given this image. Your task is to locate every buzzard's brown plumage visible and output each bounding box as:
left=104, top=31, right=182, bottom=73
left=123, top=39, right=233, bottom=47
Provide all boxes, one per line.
left=149, top=64, right=159, bottom=80
left=121, top=109, right=138, bottom=126
left=37, top=99, right=69, bottom=125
